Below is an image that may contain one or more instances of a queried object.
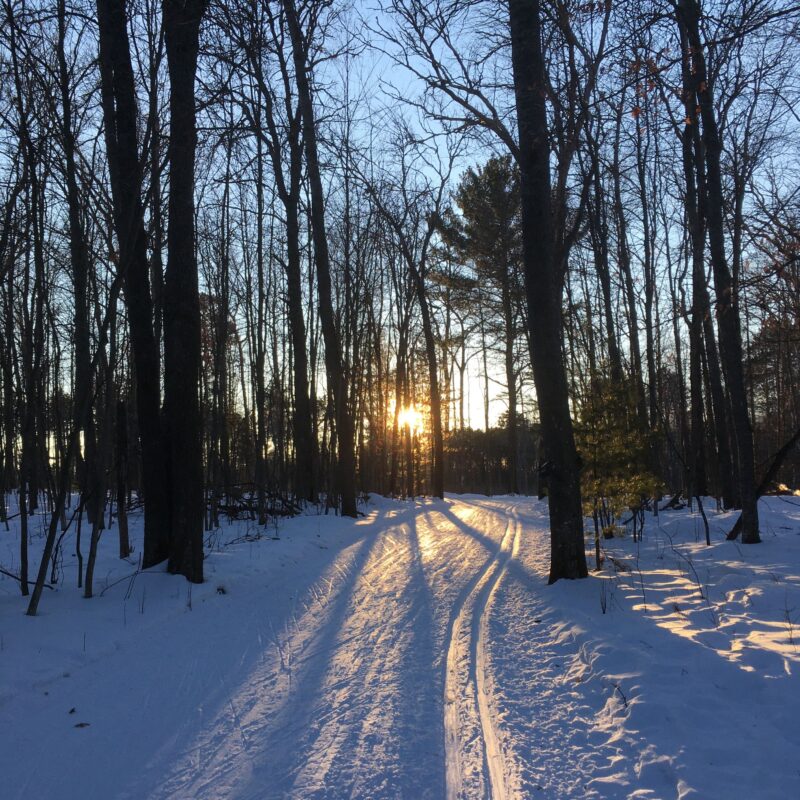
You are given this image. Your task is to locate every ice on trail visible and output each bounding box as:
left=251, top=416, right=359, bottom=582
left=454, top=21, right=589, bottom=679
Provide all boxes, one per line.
left=1, top=494, right=799, bottom=798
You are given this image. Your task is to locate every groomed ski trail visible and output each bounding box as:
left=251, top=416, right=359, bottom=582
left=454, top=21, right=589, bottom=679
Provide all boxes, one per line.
left=444, top=501, right=521, bottom=800
left=1, top=496, right=532, bottom=800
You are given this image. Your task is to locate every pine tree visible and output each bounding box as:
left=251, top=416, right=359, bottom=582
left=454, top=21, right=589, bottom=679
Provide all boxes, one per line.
left=577, top=374, right=662, bottom=565
left=441, top=156, right=525, bottom=493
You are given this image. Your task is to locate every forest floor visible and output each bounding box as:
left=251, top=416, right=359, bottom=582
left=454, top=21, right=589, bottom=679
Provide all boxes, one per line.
left=1, top=493, right=799, bottom=799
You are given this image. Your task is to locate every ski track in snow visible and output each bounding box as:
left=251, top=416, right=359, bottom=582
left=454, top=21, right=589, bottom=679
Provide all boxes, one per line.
left=443, top=501, right=519, bottom=800
left=474, top=513, right=519, bottom=800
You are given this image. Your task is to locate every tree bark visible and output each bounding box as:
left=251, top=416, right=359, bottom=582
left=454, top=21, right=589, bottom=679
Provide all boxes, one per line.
left=678, top=31, right=708, bottom=498
left=508, top=0, right=587, bottom=581
left=116, top=399, right=130, bottom=558
left=97, top=0, right=169, bottom=566
left=162, top=0, right=207, bottom=582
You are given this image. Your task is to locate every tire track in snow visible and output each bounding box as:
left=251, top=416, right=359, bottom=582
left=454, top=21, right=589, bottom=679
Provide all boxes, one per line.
left=444, top=501, right=519, bottom=800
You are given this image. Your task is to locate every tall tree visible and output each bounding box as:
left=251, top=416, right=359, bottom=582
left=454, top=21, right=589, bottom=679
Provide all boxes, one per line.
left=508, top=0, right=587, bottom=581
left=96, top=0, right=170, bottom=566
left=284, top=0, right=357, bottom=517
left=163, top=0, right=208, bottom=581
left=444, top=156, right=525, bottom=494
left=676, top=0, right=760, bottom=542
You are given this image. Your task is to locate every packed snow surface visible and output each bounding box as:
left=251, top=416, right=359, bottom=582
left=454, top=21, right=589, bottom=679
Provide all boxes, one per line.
left=1, top=494, right=799, bottom=799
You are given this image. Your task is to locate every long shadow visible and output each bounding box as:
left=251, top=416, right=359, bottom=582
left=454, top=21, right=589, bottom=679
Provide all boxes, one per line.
left=390, top=513, right=445, bottom=798
left=434, top=498, right=545, bottom=590
left=302, top=510, right=443, bottom=799
left=127, top=510, right=419, bottom=800
left=127, top=499, right=534, bottom=800
left=462, top=498, right=798, bottom=682
left=233, top=502, right=436, bottom=798
left=232, top=531, right=385, bottom=799
left=72, top=521, right=394, bottom=800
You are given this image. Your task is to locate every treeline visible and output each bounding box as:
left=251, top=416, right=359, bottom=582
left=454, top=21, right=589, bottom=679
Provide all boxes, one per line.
left=1, top=0, right=799, bottom=604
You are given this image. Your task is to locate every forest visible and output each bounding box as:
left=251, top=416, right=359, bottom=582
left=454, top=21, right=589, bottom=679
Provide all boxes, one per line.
left=3, top=3, right=800, bottom=798
left=1, top=0, right=799, bottom=612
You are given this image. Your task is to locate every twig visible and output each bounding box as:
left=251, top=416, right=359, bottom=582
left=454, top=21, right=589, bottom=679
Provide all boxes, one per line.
left=98, top=567, right=153, bottom=597
left=1, top=566, right=54, bottom=590
left=696, top=495, right=711, bottom=546
left=613, top=682, right=629, bottom=708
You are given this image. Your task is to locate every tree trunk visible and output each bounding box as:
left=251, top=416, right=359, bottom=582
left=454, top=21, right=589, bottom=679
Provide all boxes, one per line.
left=635, top=121, right=659, bottom=430
left=502, top=276, right=520, bottom=494
left=727, top=425, right=800, bottom=540
left=508, top=0, right=587, bottom=581
left=97, top=0, right=169, bottom=566
left=612, top=107, right=648, bottom=428
left=679, top=36, right=735, bottom=507
left=162, top=0, right=207, bottom=582
left=116, top=398, right=130, bottom=558
left=285, top=0, right=357, bottom=517
left=284, top=140, right=317, bottom=503
left=409, top=265, right=444, bottom=499
left=57, top=0, right=97, bottom=516
left=678, top=42, right=708, bottom=497
left=677, top=0, right=759, bottom=543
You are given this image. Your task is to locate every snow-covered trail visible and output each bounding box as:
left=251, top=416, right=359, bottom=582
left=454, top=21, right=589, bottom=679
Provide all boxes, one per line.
left=4, top=494, right=799, bottom=799
left=443, top=503, right=520, bottom=800
left=140, top=496, right=525, bottom=799
left=0, top=496, right=531, bottom=800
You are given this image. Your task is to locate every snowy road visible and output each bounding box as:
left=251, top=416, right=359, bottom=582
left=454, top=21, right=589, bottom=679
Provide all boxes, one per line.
left=3, top=494, right=800, bottom=799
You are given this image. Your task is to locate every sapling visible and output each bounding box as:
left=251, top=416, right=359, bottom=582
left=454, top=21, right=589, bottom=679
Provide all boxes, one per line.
left=784, top=594, right=796, bottom=651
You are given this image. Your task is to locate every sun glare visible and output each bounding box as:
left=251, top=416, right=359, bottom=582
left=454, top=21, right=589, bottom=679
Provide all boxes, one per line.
left=397, top=404, right=423, bottom=434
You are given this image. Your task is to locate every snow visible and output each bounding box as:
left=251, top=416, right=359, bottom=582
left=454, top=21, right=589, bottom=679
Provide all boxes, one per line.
left=1, top=494, right=799, bottom=799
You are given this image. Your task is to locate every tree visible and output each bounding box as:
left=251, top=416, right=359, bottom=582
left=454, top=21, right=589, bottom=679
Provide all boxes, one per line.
left=676, top=0, right=760, bottom=543
left=96, top=0, right=170, bottom=566
left=357, top=128, right=455, bottom=501
left=442, top=155, right=525, bottom=494
left=214, top=0, right=318, bottom=505
left=284, top=0, right=357, bottom=516
left=577, top=374, right=662, bottom=565
left=508, top=0, right=587, bottom=581
left=162, top=0, right=208, bottom=581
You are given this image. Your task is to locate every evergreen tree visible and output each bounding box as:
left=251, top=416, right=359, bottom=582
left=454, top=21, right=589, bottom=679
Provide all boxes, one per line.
left=441, top=156, right=525, bottom=493
left=577, top=373, right=662, bottom=565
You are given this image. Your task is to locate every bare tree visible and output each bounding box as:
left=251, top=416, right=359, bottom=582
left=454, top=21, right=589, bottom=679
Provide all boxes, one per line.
left=509, top=0, right=587, bottom=581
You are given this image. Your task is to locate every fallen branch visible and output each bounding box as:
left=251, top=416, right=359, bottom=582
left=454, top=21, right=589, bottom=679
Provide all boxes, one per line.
left=660, top=493, right=684, bottom=511
left=1, top=566, right=54, bottom=590
left=727, top=424, right=800, bottom=540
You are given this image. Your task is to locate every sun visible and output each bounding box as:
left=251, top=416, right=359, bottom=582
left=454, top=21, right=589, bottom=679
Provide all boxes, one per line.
left=397, top=404, right=423, bottom=434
